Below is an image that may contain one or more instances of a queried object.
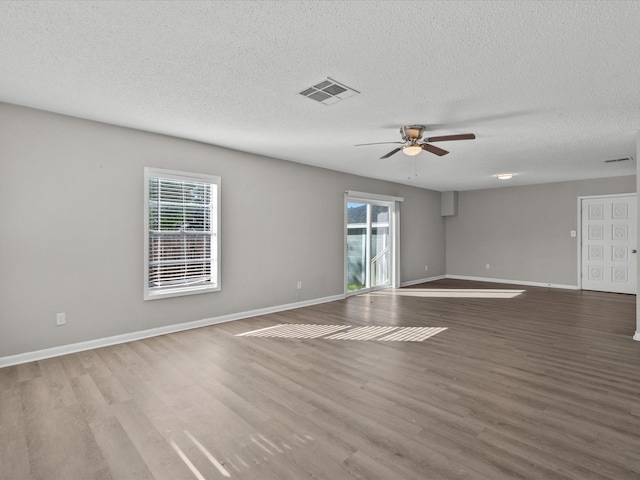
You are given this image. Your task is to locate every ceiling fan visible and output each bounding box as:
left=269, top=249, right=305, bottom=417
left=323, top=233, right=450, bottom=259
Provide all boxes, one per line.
left=355, top=125, right=475, bottom=159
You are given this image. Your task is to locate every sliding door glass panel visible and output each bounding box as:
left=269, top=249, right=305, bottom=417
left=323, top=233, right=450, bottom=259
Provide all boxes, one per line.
left=371, top=205, right=390, bottom=287
left=347, top=202, right=367, bottom=292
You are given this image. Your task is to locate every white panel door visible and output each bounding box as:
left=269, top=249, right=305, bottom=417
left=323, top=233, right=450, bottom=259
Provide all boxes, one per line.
left=581, top=195, right=637, bottom=294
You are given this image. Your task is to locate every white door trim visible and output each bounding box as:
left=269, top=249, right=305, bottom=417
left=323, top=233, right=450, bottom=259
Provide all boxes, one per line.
left=577, top=192, right=637, bottom=293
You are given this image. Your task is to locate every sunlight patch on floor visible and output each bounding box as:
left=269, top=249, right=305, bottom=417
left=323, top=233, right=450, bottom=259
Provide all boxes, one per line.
left=367, top=288, right=525, bottom=299
left=171, top=430, right=316, bottom=478
left=237, top=324, right=447, bottom=342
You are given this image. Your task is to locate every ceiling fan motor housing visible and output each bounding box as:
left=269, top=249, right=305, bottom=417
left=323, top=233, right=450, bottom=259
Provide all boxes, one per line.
left=400, top=125, right=424, bottom=142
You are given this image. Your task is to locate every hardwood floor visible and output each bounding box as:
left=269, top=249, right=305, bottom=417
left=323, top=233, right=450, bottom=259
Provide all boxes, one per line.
left=1, top=279, right=639, bottom=479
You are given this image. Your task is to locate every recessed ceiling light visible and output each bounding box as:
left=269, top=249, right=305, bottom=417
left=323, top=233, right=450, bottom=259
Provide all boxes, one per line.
left=496, top=173, right=514, bottom=180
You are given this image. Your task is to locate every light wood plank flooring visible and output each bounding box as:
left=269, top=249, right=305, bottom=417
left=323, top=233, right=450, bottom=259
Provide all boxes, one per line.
left=1, top=279, right=639, bottom=479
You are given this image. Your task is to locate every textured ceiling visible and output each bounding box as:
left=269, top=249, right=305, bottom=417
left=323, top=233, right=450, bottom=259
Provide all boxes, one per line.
left=1, top=1, right=638, bottom=191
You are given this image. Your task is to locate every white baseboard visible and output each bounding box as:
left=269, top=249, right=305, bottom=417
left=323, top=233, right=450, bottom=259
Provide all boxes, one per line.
left=445, top=274, right=579, bottom=290
left=400, top=275, right=446, bottom=287
left=634, top=331, right=640, bottom=342
left=0, top=293, right=345, bottom=368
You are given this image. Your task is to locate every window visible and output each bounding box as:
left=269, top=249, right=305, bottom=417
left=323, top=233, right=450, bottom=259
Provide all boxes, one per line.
left=144, top=167, right=220, bottom=300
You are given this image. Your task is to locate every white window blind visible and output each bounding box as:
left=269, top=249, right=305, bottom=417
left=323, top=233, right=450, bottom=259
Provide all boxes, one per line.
left=144, top=167, right=220, bottom=300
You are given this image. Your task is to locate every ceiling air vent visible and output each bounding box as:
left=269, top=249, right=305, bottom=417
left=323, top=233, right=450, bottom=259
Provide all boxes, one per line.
left=604, top=157, right=633, bottom=163
left=299, top=77, right=360, bottom=106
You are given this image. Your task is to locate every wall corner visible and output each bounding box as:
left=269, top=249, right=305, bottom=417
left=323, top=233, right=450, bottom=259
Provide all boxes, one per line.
left=636, top=129, right=640, bottom=340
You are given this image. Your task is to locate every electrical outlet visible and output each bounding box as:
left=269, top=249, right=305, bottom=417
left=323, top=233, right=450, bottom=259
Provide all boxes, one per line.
left=486, top=264, right=490, bottom=269
left=297, top=280, right=302, bottom=290
left=56, top=312, right=66, bottom=326
left=424, top=265, right=428, bottom=271
left=570, top=230, right=576, bottom=237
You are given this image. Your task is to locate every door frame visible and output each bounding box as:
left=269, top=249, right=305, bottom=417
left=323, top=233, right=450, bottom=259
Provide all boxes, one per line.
left=344, top=191, right=403, bottom=296
left=577, top=192, right=637, bottom=292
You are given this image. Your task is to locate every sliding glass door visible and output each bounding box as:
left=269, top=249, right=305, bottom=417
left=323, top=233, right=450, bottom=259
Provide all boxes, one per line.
left=346, top=197, right=396, bottom=293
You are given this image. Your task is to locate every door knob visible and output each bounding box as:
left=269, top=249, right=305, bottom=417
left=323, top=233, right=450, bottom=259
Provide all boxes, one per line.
left=633, top=249, right=637, bottom=254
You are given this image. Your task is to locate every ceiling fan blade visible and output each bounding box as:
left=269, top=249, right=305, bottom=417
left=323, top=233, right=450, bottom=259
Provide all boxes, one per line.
left=380, top=147, right=402, bottom=159
left=355, top=141, right=403, bottom=146
left=422, top=143, right=449, bottom=156
left=426, top=133, right=476, bottom=143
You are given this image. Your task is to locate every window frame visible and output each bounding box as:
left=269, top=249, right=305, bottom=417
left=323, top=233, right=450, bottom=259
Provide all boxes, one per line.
left=143, top=167, right=221, bottom=301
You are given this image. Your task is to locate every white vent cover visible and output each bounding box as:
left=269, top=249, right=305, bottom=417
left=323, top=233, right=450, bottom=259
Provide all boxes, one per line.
left=299, top=77, right=359, bottom=105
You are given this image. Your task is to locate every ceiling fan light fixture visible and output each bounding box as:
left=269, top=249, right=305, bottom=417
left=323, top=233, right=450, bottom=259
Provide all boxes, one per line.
left=403, top=144, right=422, bottom=156
left=496, top=172, right=514, bottom=180
left=356, top=125, right=475, bottom=159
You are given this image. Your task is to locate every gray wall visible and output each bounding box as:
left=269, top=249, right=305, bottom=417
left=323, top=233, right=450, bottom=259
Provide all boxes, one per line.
left=446, top=176, right=636, bottom=287
left=0, top=103, right=446, bottom=358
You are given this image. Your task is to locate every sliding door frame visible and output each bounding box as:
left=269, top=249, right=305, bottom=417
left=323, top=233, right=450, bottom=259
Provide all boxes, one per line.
left=344, top=191, right=403, bottom=296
